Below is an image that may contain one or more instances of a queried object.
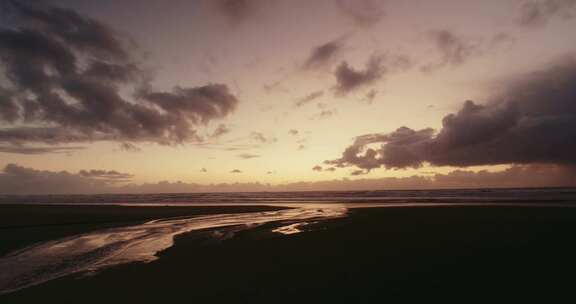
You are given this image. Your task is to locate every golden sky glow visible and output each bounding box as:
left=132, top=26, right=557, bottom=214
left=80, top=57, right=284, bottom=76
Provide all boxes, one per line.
left=1, top=0, right=576, bottom=192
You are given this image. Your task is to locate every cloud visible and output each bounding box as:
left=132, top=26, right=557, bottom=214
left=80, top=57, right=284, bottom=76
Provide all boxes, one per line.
left=312, top=165, right=323, bottom=171
left=421, top=29, right=482, bottom=72
left=361, top=89, right=378, bottom=104
left=250, top=132, right=277, bottom=143
left=334, top=0, right=386, bottom=28
left=351, top=169, right=368, bottom=176
left=517, top=0, right=576, bottom=28
left=230, top=169, right=242, bottom=173
left=333, top=54, right=410, bottom=96
left=325, top=127, right=434, bottom=170
left=119, top=165, right=574, bottom=192
left=3, top=163, right=573, bottom=194
left=211, top=124, right=231, bottom=138
left=201, top=168, right=208, bottom=172
left=333, top=56, right=385, bottom=96
left=0, top=145, right=84, bottom=154
left=237, top=153, right=260, bottom=159
left=288, top=129, right=299, bottom=136
left=0, top=2, right=239, bottom=151
left=79, top=169, right=133, bottom=180
left=262, top=80, right=290, bottom=95
left=311, top=109, right=337, bottom=120
left=214, top=0, right=260, bottom=25
left=0, top=163, right=127, bottom=194
left=295, top=90, right=324, bottom=107
left=491, top=32, right=516, bottom=47
left=326, top=55, right=576, bottom=170
left=431, top=165, right=576, bottom=188
left=303, top=39, right=344, bottom=70
left=119, top=142, right=141, bottom=152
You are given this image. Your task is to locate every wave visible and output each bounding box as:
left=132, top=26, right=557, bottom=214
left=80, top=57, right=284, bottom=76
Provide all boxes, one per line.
left=1, top=188, right=575, bottom=206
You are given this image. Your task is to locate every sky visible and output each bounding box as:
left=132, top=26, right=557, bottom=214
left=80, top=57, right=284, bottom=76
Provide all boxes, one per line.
left=0, top=0, right=575, bottom=194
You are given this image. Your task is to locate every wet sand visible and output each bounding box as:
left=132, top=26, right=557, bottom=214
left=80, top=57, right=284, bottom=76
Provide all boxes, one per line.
left=0, top=204, right=287, bottom=256
left=3, top=205, right=576, bottom=302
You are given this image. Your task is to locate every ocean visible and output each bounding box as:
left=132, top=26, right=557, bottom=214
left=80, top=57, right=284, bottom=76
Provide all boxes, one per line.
left=1, top=187, right=576, bottom=206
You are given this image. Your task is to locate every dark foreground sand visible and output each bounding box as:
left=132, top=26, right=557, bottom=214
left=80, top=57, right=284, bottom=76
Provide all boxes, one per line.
left=3, top=205, right=576, bottom=302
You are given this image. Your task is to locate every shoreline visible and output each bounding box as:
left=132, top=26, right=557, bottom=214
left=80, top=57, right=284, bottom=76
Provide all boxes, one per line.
left=0, top=204, right=289, bottom=256
left=3, top=204, right=576, bottom=301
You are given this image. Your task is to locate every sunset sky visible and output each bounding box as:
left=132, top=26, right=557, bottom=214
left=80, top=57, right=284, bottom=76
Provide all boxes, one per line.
left=1, top=0, right=575, bottom=193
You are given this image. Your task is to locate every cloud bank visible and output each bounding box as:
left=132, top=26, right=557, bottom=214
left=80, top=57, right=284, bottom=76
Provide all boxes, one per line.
left=0, top=163, right=131, bottom=194
left=1, top=163, right=573, bottom=194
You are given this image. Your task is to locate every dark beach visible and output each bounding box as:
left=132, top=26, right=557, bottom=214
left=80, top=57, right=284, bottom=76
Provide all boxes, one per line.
left=2, top=204, right=576, bottom=302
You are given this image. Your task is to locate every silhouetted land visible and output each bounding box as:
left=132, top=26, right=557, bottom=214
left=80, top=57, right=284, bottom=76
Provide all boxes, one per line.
left=3, top=205, right=576, bottom=302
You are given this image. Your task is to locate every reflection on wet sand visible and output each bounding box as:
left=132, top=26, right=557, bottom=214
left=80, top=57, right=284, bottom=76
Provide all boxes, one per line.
left=0, top=205, right=347, bottom=295
left=272, top=223, right=308, bottom=235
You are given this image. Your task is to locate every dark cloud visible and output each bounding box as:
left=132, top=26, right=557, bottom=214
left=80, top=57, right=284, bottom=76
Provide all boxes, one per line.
left=295, top=90, right=324, bottom=107
left=422, top=30, right=482, bottom=72
left=303, top=39, right=344, bottom=70
left=237, top=153, right=260, bottom=159
left=312, top=165, right=323, bottom=171
left=79, top=169, right=133, bottom=180
left=517, top=0, right=576, bottom=28
left=201, top=168, right=208, bottom=173
left=334, top=0, right=386, bottom=28
left=230, top=169, right=242, bottom=173
left=327, top=55, right=576, bottom=171
left=333, top=54, right=410, bottom=96
left=325, top=127, right=434, bottom=170
left=0, top=145, right=84, bottom=154
left=288, top=129, right=299, bottom=136
left=0, top=127, right=93, bottom=144
left=0, top=2, right=239, bottom=151
left=334, top=56, right=384, bottom=96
